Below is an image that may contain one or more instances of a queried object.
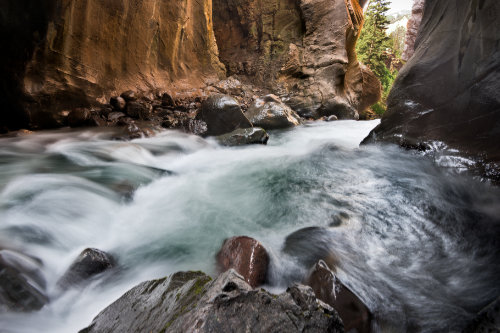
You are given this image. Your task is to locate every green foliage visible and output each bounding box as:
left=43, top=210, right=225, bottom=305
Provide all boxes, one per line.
left=356, top=0, right=402, bottom=115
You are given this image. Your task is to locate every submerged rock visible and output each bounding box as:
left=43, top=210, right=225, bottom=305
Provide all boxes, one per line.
left=79, top=269, right=343, bottom=333
left=216, top=236, right=269, bottom=287
left=306, top=260, right=372, bottom=333
left=196, top=95, right=252, bottom=136
left=216, top=127, right=269, bottom=147
left=57, top=248, right=115, bottom=290
left=283, top=227, right=338, bottom=269
left=463, top=296, right=500, bottom=333
left=0, top=249, right=48, bottom=312
left=246, top=94, right=301, bottom=130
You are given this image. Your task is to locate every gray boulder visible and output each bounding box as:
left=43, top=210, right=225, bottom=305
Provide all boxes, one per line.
left=57, top=248, right=115, bottom=290
left=79, top=269, right=343, bottom=333
left=216, top=128, right=269, bottom=146
left=0, top=249, right=48, bottom=312
left=196, top=95, right=252, bottom=136
left=246, top=95, right=301, bottom=130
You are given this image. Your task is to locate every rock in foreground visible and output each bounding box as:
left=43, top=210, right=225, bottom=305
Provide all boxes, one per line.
left=0, top=249, right=48, bottom=312
left=216, top=236, right=269, bottom=287
left=79, top=269, right=344, bottom=333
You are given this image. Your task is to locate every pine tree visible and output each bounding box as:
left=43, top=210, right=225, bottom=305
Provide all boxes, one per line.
left=356, top=0, right=393, bottom=90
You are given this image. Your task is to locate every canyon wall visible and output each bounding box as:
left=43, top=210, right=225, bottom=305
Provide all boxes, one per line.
left=0, top=0, right=379, bottom=130
left=364, top=0, right=500, bottom=183
left=1, top=0, right=225, bottom=130
left=401, top=0, right=425, bottom=61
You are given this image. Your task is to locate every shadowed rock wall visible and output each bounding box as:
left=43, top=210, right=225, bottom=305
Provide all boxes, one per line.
left=363, top=0, right=500, bottom=183
left=1, top=0, right=225, bottom=129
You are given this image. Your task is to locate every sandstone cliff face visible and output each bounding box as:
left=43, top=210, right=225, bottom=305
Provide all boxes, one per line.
left=1, top=0, right=379, bottom=130
left=1, top=0, right=225, bottom=129
left=213, top=0, right=378, bottom=119
left=364, top=0, right=500, bottom=183
left=401, top=0, right=425, bottom=61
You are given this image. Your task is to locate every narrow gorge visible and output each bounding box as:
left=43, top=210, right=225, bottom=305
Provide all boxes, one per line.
left=0, top=0, right=499, bottom=332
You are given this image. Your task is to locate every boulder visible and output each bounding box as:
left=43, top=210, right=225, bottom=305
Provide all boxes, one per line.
left=120, top=90, right=137, bottom=102
left=363, top=0, right=500, bottom=184
left=125, top=101, right=152, bottom=120
left=216, top=236, right=269, bottom=288
left=246, top=95, right=301, bottom=130
left=0, top=249, right=48, bottom=312
left=306, top=260, right=372, bottom=333
left=161, top=92, right=175, bottom=108
left=283, top=227, right=338, bottom=269
left=216, top=128, right=269, bottom=147
left=108, top=111, right=126, bottom=123
left=110, top=96, right=126, bottom=111
left=67, top=108, right=99, bottom=128
left=196, top=95, right=252, bottom=136
left=79, top=269, right=343, bottom=333
left=213, top=76, right=243, bottom=95
left=57, top=248, right=115, bottom=290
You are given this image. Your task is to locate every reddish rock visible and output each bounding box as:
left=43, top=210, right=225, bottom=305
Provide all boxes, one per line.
left=306, top=260, right=372, bottom=333
left=216, top=236, right=269, bottom=288
left=402, top=0, right=425, bottom=61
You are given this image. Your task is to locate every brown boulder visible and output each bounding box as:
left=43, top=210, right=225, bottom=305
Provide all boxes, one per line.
left=196, top=95, right=252, bottom=136
left=216, top=236, right=269, bottom=288
left=110, top=96, right=126, bottom=111
left=125, top=101, right=152, bottom=120
left=246, top=95, right=301, bottom=130
left=306, top=260, right=372, bottom=333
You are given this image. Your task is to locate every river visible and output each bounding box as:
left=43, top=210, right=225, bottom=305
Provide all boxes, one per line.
left=0, top=120, right=499, bottom=332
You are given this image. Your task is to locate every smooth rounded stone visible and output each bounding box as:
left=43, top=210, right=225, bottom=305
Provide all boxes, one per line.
left=282, top=227, right=339, bottom=269
left=67, top=108, right=95, bottom=128
left=79, top=269, right=343, bottom=333
left=215, top=127, right=269, bottom=147
left=57, top=248, right=115, bottom=290
left=0, top=249, right=48, bottom=313
left=326, top=115, right=338, bottom=122
left=195, top=94, right=252, bottom=136
left=120, top=90, right=137, bottom=102
left=463, top=296, right=500, bottom=333
left=216, top=236, right=269, bottom=288
left=161, top=92, right=175, bottom=107
left=246, top=94, right=301, bottom=129
left=110, top=96, right=126, bottom=111
left=125, top=101, right=152, bottom=120
left=306, top=260, right=372, bottom=333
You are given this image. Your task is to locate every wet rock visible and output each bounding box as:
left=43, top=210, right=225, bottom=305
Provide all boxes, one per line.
left=213, top=76, right=243, bottom=95
left=67, top=108, right=97, bottom=128
left=246, top=94, right=301, bottom=130
left=120, top=90, right=137, bottom=102
left=216, top=128, right=269, bottom=147
left=110, top=96, right=126, bottom=111
left=161, top=92, right=175, bottom=107
left=0, top=249, right=48, bottom=312
left=283, top=227, right=338, bottom=269
left=216, top=236, right=269, bottom=288
left=79, top=269, right=343, bottom=333
left=463, top=296, right=500, bottom=333
left=306, top=260, right=372, bottom=333
left=363, top=0, right=500, bottom=184
left=326, top=115, right=339, bottom=122
left=57, top=248, right=115, bottom=290
left=181, top=119, right=208, bottom=136
left=196, top=95, right=252, bottom=136
left=125, top=101, right=152, bottom=120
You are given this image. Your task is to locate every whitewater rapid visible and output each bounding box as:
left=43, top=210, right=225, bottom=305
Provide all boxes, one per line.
left=0, top=120, right=499, bottom=332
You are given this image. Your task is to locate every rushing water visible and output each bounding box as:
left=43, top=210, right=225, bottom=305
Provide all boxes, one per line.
left=0, top=120, right=499, bottom=333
